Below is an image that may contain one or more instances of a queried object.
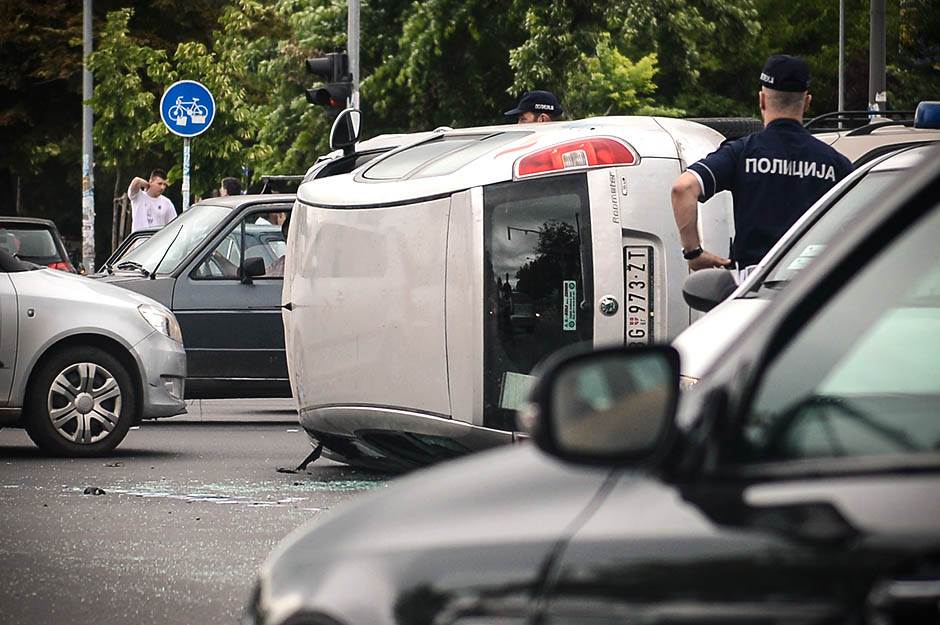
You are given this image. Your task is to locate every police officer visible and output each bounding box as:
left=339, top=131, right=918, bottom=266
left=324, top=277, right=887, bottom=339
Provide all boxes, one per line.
left=504, top=90, right=564, bottom=124
left=671, top=54, right=853, bottom=272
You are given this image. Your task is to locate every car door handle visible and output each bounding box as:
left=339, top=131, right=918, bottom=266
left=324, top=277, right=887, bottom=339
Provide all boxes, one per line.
left=868, top=578, right=940, bottom=616
left=281, top=302, right=293, bottom=311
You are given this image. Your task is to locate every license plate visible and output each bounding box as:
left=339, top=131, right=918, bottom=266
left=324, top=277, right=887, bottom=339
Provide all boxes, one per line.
left=624, top=245, right=653, bottom=345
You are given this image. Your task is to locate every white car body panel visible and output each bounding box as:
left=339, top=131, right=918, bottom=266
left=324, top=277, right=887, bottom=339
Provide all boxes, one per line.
left=674, top=142, right=937, bottom=383
left=0, top=274, right=17, bottom=403
left=673, top=298, right=768, bottom=379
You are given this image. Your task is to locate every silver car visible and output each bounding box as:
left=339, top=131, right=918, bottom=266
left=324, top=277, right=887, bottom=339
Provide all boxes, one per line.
left=0, top=249, right=186, bottom=455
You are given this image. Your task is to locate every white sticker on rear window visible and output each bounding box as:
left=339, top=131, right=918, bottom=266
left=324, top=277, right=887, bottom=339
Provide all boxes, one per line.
left=499, top=372, right=537, bottom=411
left=800, top=244, right=826, bottom=257
left=563, top=280, right=577, bottom=331
left=786, top=256, right=814, bottom=271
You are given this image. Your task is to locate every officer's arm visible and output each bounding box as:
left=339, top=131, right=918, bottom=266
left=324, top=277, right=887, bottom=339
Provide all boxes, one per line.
left=671, top=172, right=732, bottom=271
left=672, top=172, right=703, bottom=252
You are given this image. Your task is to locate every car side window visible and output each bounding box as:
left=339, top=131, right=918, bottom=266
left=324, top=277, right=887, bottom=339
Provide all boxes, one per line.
left=193, top=209, right=290, bottom=280
left=735, top=202, right=940, bottom=465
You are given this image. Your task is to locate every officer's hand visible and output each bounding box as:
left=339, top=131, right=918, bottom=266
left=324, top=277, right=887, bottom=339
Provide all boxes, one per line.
left=688, top=250, right=732, bottom=272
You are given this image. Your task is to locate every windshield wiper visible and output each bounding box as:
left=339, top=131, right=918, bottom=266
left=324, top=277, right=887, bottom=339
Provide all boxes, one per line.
left=115, top=260, right=151, bottom=277
left=760, top=279, right=790, bottom=290
left=151, top=225, right=184, bottom=279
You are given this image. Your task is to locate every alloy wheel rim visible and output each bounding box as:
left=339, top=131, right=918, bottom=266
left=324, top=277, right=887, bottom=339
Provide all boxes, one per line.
left=47, top=362, right=123, bottom=444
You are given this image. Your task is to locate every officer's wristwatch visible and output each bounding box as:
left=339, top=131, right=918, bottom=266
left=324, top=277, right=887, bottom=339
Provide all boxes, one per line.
left=682, top=245, right=704, bottom=260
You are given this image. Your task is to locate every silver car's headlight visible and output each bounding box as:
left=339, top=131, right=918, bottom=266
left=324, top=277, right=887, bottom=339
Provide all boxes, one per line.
left=138, top=304, right=183, bottom=343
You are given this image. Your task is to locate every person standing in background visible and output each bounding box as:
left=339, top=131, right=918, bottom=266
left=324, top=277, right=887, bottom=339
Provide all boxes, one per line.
left=127, top=169, right=177, bottom=232
left=219, top=177, right=242, bottom=197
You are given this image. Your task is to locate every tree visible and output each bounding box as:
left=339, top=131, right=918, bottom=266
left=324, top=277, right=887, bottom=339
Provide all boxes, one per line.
left=363, top=0, right=521, bottom=131
left=508, top=0, right=760, bottom=117
left=88, top=9, right=169, bottom=200
left=0, top=1, right=84, bottom=218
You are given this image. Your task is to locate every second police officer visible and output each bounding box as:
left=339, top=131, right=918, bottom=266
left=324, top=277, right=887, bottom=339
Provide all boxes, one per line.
left=671, top=54, right=853, bottom=273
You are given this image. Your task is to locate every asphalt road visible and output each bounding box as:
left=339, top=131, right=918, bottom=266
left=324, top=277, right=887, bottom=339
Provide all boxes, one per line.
left=0, top=401, right=389, bottom=625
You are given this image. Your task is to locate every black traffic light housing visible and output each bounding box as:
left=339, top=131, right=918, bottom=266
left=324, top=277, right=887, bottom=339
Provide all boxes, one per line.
left=305, top=51, right=352, bottom=115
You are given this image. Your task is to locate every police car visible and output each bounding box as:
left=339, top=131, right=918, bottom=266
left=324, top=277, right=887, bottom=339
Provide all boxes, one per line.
left=284, top=115, right=733, bottom=470
left=810, top=100, right=940, bottom=164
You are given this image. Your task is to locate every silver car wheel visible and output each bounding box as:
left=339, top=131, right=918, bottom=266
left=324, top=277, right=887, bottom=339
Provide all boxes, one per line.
left=47, top=362, right=123, bottom=444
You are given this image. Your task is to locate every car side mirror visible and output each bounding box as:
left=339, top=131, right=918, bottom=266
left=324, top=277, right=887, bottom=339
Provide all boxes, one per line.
left=330, top=108, right=362, bottom=155
left=240, top=256, right=266, bottom=283
left=521, top=344, right=681, bottom=466
left=683, top=268, right=738, bottom=312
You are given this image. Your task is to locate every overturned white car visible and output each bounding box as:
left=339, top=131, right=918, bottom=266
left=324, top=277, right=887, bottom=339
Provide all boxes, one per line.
left=284, top=116, right=732, bottom=470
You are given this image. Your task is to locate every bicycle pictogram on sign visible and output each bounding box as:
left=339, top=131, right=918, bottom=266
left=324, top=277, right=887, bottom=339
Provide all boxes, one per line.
left=167, top=97, right=209, bottom=126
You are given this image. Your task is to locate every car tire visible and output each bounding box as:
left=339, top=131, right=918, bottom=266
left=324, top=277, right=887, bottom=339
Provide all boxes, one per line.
left=687, top=117, right=763, bottom=140
left=25, top=346, right=137, bottom=457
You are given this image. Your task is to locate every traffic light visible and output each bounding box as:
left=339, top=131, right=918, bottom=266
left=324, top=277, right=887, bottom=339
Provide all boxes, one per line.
left=305, top=51, right=352, bottom=116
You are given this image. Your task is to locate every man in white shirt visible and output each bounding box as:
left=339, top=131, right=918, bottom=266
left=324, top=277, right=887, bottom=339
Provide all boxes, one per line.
left=127, top=169, right=177, bottom=232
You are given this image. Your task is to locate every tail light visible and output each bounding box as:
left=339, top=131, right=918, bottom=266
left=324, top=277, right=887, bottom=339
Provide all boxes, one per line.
left=48, top=261, right=76, bottom=272
left=515, top=137, right=638, bottom=178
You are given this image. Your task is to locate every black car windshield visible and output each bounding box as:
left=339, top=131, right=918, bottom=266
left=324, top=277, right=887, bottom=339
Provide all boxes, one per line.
left=0, top=225, right=60, bottom=263
left=749, top=169, right=906, bottom=299
left=120, top=203, right=232, bottom=275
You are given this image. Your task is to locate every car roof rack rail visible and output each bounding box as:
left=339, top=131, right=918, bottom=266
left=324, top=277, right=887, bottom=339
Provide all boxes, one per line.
left=259, top=175, right=305, bottom=194
left=844, top=119, right=915, bottom=136
left=803, top=110, right=914, bottom=133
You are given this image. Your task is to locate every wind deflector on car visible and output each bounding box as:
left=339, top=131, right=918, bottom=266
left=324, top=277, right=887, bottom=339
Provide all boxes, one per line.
left=362, top=131, right=530, bottom=181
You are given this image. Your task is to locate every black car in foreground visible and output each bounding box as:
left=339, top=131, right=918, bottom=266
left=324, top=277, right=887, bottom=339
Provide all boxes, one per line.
left=97, top=195, right=293, bottom=398
left=247, top=145, right=940, bottom=625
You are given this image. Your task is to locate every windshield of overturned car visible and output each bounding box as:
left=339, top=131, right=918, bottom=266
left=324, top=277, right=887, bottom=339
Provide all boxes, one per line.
left=119, top=204, right=233, bottom=276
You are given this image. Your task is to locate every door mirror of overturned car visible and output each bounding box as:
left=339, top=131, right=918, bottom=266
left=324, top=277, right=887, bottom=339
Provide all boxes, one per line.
left=240, top=256, right=266, bottom=282
left=682, top=268, right=738, bottom=312
left=521, top=344, right=681, bottom=466
left=330, top=108, right=362, bottom=154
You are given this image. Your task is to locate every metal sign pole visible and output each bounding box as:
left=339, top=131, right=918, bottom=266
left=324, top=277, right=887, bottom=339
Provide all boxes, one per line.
left=838, top=0, right=845, bottom=114
left=348, top=0, right=360, bottom=109
left=869, top=0, right=887, bottom=112
left=182, top=137, right=191, bottom=211
left=81, top=0, right=95, bottom=272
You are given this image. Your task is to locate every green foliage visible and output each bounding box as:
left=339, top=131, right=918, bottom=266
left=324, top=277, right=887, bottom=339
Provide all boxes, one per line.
left=0, top=0, right=84, bottom=175
left=364, top=0, right=519, bottom=130
left=565, top=38, right=683, bottom=117
left=509, top=0, right=760, bottom=117
left=88, top=9, right=168, bottom=169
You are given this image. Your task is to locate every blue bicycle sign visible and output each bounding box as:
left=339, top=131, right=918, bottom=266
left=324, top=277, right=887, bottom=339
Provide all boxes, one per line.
left=160, top=80, right=216, bottom=137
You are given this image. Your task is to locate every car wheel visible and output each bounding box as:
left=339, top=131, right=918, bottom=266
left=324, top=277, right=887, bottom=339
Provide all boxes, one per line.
left=25, top=346, right=137, bottom=456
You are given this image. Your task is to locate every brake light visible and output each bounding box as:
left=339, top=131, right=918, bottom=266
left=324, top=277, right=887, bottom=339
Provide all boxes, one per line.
left=515, top=137, right=637, bottom=178
left=48, top=261, right=76, bottom=272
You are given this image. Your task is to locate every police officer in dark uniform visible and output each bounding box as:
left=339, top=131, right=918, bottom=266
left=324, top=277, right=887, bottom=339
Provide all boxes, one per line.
left=504, top=90, right=564, bottom=124
left=671, top=54, right=853, bottom=272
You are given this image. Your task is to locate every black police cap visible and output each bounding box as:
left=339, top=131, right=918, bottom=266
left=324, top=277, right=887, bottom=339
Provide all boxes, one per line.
left=504, top=90, right=563, bottom=117
left=759, top=55, right=810, bottom=92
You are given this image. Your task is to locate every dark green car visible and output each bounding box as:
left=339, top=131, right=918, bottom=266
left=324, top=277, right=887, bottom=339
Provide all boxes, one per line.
left=97, top=195, right=293, bottom=399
